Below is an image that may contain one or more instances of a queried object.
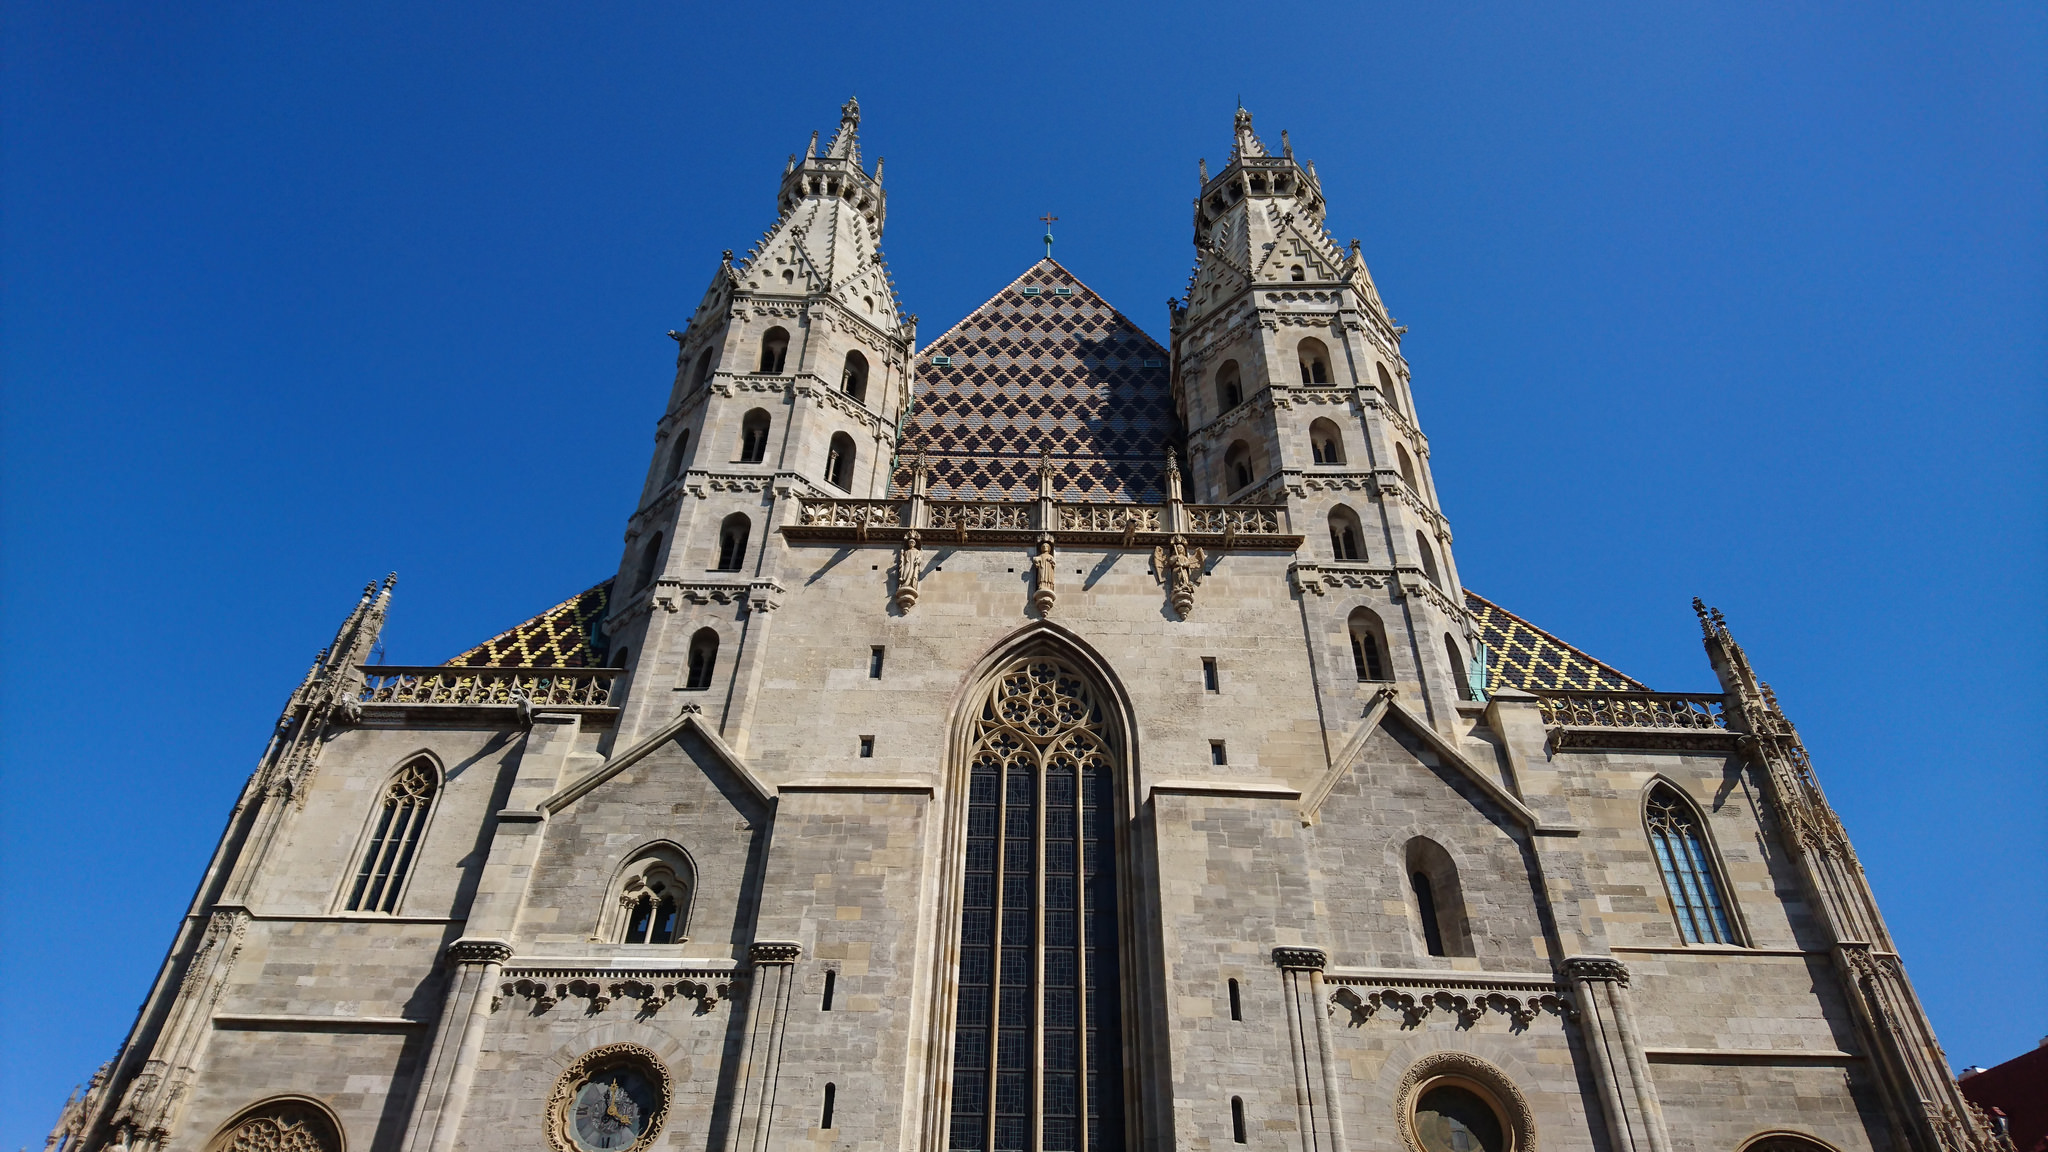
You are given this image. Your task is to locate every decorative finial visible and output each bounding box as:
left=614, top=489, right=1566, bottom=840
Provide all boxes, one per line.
left=1040, top=212, right=1059, bottom=259
left=808, top=130, right=819, bottom=156
left=722, top=249, right=734, bottom=264
left=1349, top=238, right=1360, bottom=256
left=786, top=154, right=796, bottom=174
left=1199, top=158, right=1208, bottom=183
left=874, top=156, right=884, bottom=184
left=1281, top=129, right=1293, bottom=159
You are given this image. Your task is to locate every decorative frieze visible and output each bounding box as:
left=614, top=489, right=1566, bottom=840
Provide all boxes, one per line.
left=497, top=970, right=736, bottom=1016
left=1328, top=970, right=1577, bottom=1031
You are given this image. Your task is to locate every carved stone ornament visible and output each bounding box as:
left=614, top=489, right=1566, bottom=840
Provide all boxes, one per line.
left=749, top=940, right=803, bottom=965
left=1154, top=535, right=1206, bottom=619
left=1330, top=985, right=1575, bottom=1032
left=1031, top=539, right=1058, bottom=615
left=1561, top=955, right=1631, bottom=986
left=201, top=1097, right=344, bottom=1152
left=893, top=531, right=923, bottom=611
left=1395, top=1051, right=1537, bottom=1152
left=446, top=939, right=513, bottom=966
left=546, top=1043, right=673, bottom=1152
left=1271, top=946, right=1328, bottom=971
left=499, top=975, right=730, bottom=1017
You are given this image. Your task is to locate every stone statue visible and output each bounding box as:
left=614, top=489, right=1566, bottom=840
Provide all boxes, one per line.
left=1153, top=535, right=1205, bottom=618
left=1031, top=539, right=1058, bottom=615
left=894, top=531, right=923, bottom=612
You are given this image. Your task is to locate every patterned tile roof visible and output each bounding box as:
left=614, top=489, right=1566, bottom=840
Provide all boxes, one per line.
left=446, top=580, right=612, bottom=668
left=1467, top=591, right=1647, bottom=692
left=893, top=259, right=1178, bottom=502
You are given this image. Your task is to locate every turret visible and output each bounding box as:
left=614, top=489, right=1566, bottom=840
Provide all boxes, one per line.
left=1171, top=107, right=1481, bottom=729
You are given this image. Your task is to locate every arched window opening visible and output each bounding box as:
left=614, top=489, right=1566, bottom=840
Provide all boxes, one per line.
left=1405, top=837, right=1473, bottom=957
left=739, top=409, right=771, bottom=464
left=202, top=1098, right=343, bottom=1152
left=1225, top=441, right=1255, bottom=494
left=841, top=350, right=869, bottom=403
left=666, top=431, right=691, bottom=483
left=685, top=628, right=719, bottom=691
left=691, top=347, right=716, bottom=391
left=1377, top=363, right=1402, bottom=418
left=826, top=431, right=857, bottom=491
left=1348, top=608, right=1389, bottom=682
left=758, top=326, right=790, bottom=374
left=614, top=848, right=693, bottom=945
left=1228, top=978, right=1242, bottom=1021
left=783, top=268, right=796, bottom=284
left=1232, top=1097, right=1248, bottom=1144
left=949, top=656, right=1125, bottom=1152
left=1647, top=785, right=1738, bottom=944
left=1328, top=505, right=1365, bottom=561
left=634, top=532, right=665, bottom=592
left=346, top=759, right=438, bottom=913
left=1417, top=533, right=1441, bottom=587
left=1445, top=633, right=1473, bottom=701
left=1309, top=418, right=1345, bottom=465
left=1398, top=442, right=1420, bottom=490
left=1413, top=1084, right=1506, bottom=1152
left=1298, top=337, right=1331, bottom=385
left=1216, top=359, right=1244, bottom=412
left=715, top=514, right=751, bottom=572
left=1290, top=264, right=1306, bottom=282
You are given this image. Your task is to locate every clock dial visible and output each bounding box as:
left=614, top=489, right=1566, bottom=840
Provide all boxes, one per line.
left=569, top=1067, right=659, bottom=1151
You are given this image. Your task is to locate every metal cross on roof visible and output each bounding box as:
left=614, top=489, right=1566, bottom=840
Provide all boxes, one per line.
left=1040, top=213, right=1058, bottom=259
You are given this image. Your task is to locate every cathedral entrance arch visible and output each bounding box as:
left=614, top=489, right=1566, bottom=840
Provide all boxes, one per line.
left=930, top=628, right=1143, bottom=1152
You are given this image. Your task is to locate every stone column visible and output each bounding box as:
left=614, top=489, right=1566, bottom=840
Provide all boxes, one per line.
left=402, top=939, right=512, bottom=1152
left=1273, top=948, right=1344, bottom=1152
left=728, top=941, right=803, bottom=1152
left=1563, top=956, right=1670, bottom=1152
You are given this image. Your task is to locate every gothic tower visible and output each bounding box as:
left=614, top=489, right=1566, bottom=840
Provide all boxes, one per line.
left=1170, top=107, right=1476, bottom=731
left=608, top=96, right=914, bottom=746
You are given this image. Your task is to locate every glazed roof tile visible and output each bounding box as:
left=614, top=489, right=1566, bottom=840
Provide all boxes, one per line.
left=1466, top=591, right=1647, bottom=692
left=894, top=259, right=1177, bottom=502
left=445, top=581, right=611, bottom=667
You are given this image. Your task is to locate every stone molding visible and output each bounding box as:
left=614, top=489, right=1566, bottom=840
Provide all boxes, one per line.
left=446, top=939, right=513, bottom=966
left=1329, top=978, right=1576, bottom=1031
left=749, top=941, right=803, bottom=965
left=1272, top=947, right=1329, bottom=971
left=1563, top=955, right=1632, bottom=985
left=498, top=967, right=736, bottom=1016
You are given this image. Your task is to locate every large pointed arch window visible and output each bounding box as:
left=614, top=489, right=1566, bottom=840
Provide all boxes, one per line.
left=1646, top=785, right=1738, bottom=944
left=951, top=657, right=1125, bottom=1152
left=346, top=758, right=438, bottom=913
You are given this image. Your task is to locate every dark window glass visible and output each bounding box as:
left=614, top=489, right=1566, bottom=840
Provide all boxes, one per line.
left=1648, top=787, right=1737, bottom=944
left=1414, top=1086, right=1504, bottom=1152
left=1412, top=871, right=1447, bottom=956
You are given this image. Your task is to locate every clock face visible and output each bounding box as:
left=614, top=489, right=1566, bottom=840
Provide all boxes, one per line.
left=568, top=1066, right=660, bottom=1152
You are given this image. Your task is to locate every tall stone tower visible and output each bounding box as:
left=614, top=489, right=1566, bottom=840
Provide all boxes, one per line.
left=608, top=96, right=915, bottom=745
left=1170, top=108, right=1476, bottom=732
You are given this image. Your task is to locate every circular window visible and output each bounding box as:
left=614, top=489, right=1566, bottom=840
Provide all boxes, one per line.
left=1396, top=1054, right=1533, bottom=1152
left=548, top=1045, right=672, bottom=1152
left=1415, top=1084, right=1506, bottom=1152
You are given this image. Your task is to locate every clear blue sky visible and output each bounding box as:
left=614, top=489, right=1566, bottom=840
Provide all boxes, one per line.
left=3, top=1, right=2042, bottom=1143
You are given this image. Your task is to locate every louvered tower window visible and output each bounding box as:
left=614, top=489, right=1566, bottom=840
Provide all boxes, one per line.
left=951, top=658, right=1125, bottom=1152
left=347, top=759, right=437, bottom=913
left=1646, top=786, right=1737, bottom=944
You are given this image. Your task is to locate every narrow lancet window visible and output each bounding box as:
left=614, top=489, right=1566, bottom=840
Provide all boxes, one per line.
left=346, top=759, right=438, bottom=913
left=1647, top=786, right=1737, bottom=944
left=950, top=657, right=1125, bottom=1152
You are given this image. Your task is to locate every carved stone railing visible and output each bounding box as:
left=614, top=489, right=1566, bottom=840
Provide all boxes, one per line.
left=1536, top=691, right=1738, bottom=753
left=358, top=667, right=619, bottom=709
left=797, top=498, right=904, bottom=529
left=1057, top=503, right=1163, bottom=533
left=918, top=501, right=1024, bottom=532
left=1185, top=505, right=1288, bottom=535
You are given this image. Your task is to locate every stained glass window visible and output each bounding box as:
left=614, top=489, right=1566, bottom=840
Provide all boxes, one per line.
left=951, top=658, right=1124, bottom=1152
left=346, top=759, right=437, bottom=913
left=1647, top=786, right=1737, bottom=944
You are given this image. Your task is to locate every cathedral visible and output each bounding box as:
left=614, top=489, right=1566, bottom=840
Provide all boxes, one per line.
left=49, top=101, right=2003, bottom=1152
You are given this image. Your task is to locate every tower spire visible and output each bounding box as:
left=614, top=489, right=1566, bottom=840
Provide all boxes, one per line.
left=824, top=96, right=861, bottom=163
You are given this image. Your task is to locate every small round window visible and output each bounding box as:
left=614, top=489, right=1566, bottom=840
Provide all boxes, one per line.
left=1414, top=1084, right=1506, bottom=1152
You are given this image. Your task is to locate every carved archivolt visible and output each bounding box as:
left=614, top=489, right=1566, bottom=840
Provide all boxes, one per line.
left=202, top=1097, right=344, bottom=1152
left=1395, top=1051, right=1536, bottom=1152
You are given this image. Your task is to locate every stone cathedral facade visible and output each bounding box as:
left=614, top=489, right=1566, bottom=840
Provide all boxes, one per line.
left=51, top=102, right=2003, bottom=1152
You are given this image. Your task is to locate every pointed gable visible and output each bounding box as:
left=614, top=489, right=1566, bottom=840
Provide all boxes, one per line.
left=896, top=259, right=1177, bottom=503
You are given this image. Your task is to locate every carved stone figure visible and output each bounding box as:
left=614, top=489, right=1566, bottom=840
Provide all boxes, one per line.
left=1154, top=535, right=1205, bottom=618
left=1030, top=539, right=1057, bottom=615
left=893, top=531, right=922, bottom=612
